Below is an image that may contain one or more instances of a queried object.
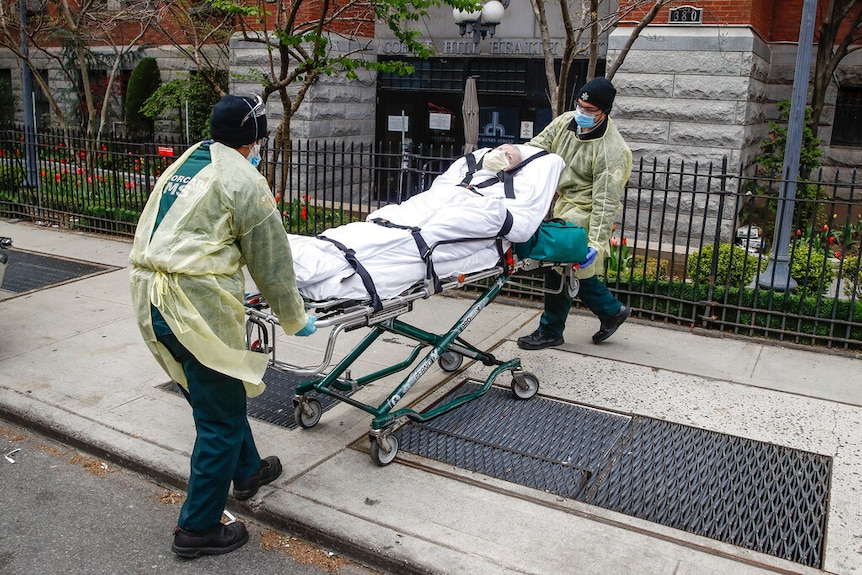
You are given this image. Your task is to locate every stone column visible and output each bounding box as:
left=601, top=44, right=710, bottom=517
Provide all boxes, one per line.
left=608, top=25, right=770, bottom=169
left=607, top=25, right=771, bottom=245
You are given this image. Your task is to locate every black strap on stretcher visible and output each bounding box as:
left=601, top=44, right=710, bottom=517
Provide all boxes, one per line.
left=317, top=150, right=550, bottom=304
left=369, top=218, right=444, bottom=293
left=458, top=149, right=549, bottom=200
left=459, top=153, right=481, bottom=186
left=316, top=234, right=383, bottom=311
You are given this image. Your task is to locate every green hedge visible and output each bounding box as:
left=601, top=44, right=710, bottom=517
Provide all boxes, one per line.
left=609, top=275, right=862, bottom=347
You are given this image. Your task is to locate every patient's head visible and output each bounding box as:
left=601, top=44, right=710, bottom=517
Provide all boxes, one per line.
left=482, top=144, right=522, bottom=173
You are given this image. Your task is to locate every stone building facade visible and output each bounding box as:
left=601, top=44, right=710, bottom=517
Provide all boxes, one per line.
left=2, top=0, right=860, bottom=172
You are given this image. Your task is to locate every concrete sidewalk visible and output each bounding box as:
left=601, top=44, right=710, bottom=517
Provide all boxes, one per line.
left=0, top=219, right=860, bottom=575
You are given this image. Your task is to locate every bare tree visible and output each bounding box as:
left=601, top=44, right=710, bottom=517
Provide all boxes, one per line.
left=151, top=0, right=245, bottom=97
left=0, top=0, right=157, bottom=136
left=224, top=0, right=478, bottom=190
left=811, top=0, right=862, bottom=133
left=530, top=0, right=672, bottom=117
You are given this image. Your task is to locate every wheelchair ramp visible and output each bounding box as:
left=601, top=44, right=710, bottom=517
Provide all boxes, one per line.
left=1, top=250, right=115, bottom=294
left=396, top=381, right=831, bottom=568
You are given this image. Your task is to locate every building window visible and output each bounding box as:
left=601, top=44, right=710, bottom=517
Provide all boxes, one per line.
left=379, top=58, right=530, bottom=95
left=0, top=69, right=12, bottom=124
left=380, top=59, right=465, bottom=92
left=471, top=60, right=528, bottom=95
left=831, top=86, right=862, bottom=147
left=34, top=69, right=50, bottom=130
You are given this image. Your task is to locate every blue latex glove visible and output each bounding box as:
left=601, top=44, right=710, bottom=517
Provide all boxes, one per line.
left=581, top=247, right=598, bottom=268
left=295, top=314, right=317, bottom=337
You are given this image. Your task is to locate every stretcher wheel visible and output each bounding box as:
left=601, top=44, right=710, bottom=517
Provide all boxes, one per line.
left=293, top=398, right=322, bottom=428
left=566, top=275, right=580, bottom=299
left=438, top=351, right=463, bottom=372
left=511, top=371, right=539, bottom=400
left=369, top=434, right=399, bottom=466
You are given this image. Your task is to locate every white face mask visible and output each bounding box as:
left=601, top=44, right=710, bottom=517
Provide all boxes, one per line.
left=482, top=148, right=510, bottom=173
left=247, top=143, right=261, bottom=168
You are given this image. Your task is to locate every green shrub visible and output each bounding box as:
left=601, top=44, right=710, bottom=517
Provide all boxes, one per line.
left=141, top=71, right=225, bottom=142
left=789, top=245, right=835, bottom=298
left=737, top=100, right=823, bottom=250
left=279, top=195, right=359, bottom=235
left=607, top=254, right=669, bottom=283
left=0, top=163, right=24, bottom=192
left=125, top=58, right=161, bottom=138
left=686, top=243, right=764, bottom=287
left=842, top=256, right=862, bottom=300
left=79, top=205, right=140, bottom=234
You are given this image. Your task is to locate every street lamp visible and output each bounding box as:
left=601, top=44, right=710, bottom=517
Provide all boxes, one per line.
left=453, top=0, right=509, bottom=44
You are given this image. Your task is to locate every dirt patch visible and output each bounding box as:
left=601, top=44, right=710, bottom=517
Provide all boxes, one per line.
left=259, top=529, right=375, bottom=573
left=69, top=454, right=116, bottom=477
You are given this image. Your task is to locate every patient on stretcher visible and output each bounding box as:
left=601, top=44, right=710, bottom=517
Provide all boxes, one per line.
left=289, top=144, right=566, bottom=304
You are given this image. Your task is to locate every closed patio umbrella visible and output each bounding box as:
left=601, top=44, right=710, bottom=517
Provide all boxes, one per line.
left=462, top=77, right=479, bottom=154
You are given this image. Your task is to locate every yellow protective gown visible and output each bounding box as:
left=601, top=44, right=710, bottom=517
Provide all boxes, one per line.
left=527, top=114, right=632, bottom=278
left=129, top=141, right=307, bottom=397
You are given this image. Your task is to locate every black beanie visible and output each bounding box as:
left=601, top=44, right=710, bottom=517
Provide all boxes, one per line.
left=210, top=95, right=268, bottom=148
left=576, top=77, right=616, bottom=114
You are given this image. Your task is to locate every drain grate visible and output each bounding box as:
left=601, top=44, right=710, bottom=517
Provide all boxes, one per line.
left=248, top=368, right=351, bottom=429
left=1, top=250, right=114, bottom=293
left=162, top=367, right=350, bottom=430
left=581, top=417, right=831, bottom=567
left=399, top=382, right=631, bottom=499
left=397, top=381, right=831, bottom=568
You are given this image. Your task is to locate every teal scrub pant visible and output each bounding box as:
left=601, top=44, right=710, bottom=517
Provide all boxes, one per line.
left=156, top=330, right=262, bottom=532
left=538, top=270, right=622, bottom=339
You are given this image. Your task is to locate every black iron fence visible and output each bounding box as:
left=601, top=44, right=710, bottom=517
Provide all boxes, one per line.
left=0, top=126, right=860, bottom=352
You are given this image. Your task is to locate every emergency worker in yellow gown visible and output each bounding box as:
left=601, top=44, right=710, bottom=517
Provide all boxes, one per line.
left=129, top=94, right=316, bottom=557
left=518, top=77, right=633, bottom=349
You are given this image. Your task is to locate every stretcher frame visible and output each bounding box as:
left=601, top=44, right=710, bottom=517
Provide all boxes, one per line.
left=245, top=247, right=581, bottom=466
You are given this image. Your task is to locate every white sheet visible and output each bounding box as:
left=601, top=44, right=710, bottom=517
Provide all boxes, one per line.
left=290, top=145, right=565, bottom=302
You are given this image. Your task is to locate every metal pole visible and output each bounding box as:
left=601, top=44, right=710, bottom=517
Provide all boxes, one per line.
left=397, top=110, right=407, bottom=203
left=19, top=0, right=39, bottom=190
left=757, top=0, right=818, bottom=290
left=185, top=99, right=190, bottom=144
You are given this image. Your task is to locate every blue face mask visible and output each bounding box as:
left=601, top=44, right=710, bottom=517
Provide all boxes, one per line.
left=574, top=109, right=599, bottom=129
left=247, top=143, right=261, bottom=167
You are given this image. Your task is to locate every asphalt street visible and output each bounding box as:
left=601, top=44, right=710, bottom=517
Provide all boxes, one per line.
left=0, top=416, right=382, bottom=575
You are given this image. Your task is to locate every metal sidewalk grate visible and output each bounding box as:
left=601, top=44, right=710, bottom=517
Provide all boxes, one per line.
left=396, top=381, right=831, bottom=568
left=247, top=368, right=351, bottom=429
left=1, top=250, right=115, bottom=293
left=581, top=417, right=831, bottom=567
left=162, top=367, right=350, bottom=430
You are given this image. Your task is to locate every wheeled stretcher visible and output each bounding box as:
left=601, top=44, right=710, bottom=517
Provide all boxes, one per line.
left=245, top=246, right=585, bottom=466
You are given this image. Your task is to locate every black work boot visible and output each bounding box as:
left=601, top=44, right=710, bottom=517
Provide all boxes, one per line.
left=592, top=305, right=631, bottom=344
left=516, top=330, right=564, bottom=350
left=233, top=455, right=283, bottom=500
left=171, top=521, right=249, bottom=558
